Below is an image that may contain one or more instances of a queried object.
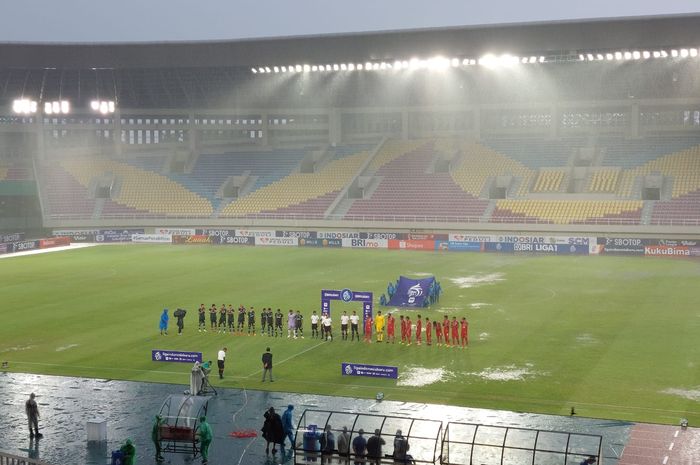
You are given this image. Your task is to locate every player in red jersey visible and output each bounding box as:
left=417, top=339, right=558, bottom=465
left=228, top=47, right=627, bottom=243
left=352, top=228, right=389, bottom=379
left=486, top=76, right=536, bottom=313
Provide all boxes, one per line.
left=451, top=317, right=459, bottom=347
left=364, top=314, right=373, bottom=343
left=406, top=316, right=413, bottom=346
left=434, top=320, right=442, bottom=346
left=415, top=315, right=422, bottom=345
left=425, top=317, right=432, bottom=346
left=399, top=315, right=406, bottom=344
left=442, top=315, right=450, bottom=347
left=386, top=313, right=396, bottom=343
left=460, top=317, right=469, bottom=348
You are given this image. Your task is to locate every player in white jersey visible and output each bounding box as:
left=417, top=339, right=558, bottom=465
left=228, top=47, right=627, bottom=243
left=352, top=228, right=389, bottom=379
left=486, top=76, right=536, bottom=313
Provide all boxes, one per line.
left=340, top=311, right=350, bottom=340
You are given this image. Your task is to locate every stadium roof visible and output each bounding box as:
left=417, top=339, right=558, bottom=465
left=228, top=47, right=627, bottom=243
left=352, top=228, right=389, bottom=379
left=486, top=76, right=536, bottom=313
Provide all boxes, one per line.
left=1, top=14, right=699, bottom=69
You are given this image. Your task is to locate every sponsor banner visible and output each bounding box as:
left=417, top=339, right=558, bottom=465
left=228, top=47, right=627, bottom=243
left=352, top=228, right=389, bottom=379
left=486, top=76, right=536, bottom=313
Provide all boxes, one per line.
left=318, top=231, right=361, bottom=239
left=95, top=229, right=146, bottom=243
left=68, top=234, right=94, bottom=243
left=484, top=242, right=515, bottom=253
left=362, top=232, right=407, bottom=240
left=235, top=229, right=275, bottom=238
left=255, top=236, right=298, bottom=247
left=690, top=247, right=700, bottom=257
left=298, top=238, right=342, bottom=248
left=388, top=239, right=435, bottom=250
left=276, top=230, right=317, bottom=239
left=342, top=238, right=388, bottom=249
left=156, top=227, right=196, bottom=236
left=645, top=245, right=690, bottom=257
left=1, top=232, right=23, bottom=243
left=152, top=349, right=202, bottom=363
left=598, top=245, right=645, bottom=255
left=197, top=228, right=236, bottom=237
left=447, top=241, right=483, bottom=252
left=39, top=237, right=71, bottom=248
left=217, top=235, right=255, bottom=246
left=12, top=239, right=40, bottom=252
left=342, top=362, right=398, bottom=379
left=654, top=239, right=699, bottom=247
left=408, top=232, right=448, bottom=241
left=388, top=276, right=435, bottom=307
left=597, top=237, right=649, bottom=247
left=0, top=243, right=8, bottom=254
left=131, top=234, right=172, bottom=243
left=53, top=229, right=101, bottom=237
left=498, top=235, right=591, bottom=246
left=172, top=235, right=213, bottom=245
left=450, top=233, right=497, bottom=242
left=512, top=243, right=588, bottom=254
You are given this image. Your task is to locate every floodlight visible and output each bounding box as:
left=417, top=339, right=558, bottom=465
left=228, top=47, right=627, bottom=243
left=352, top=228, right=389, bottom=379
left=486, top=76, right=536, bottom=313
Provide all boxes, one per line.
left=380, top=62, right=387, bottom=69
left=680, top=48, right=689, bottom=58
left=538, top=56, right=545, bottom=63
left=451, top=58, right=459, bottom=67
left=529, top=56, right=537, bottom=64
left=586, top=54, right=594, bottom=61
left=281, top=66, right=287, bottom=72
left=99, top=101, right=109, bottom=114
left=615, top=51, right=623, bottom=60
left=12, top=99, right=37, bottom=114
left=632, top=51, right=640, bottom=60
left=596, top=54, right=604, bottom=61
left=60, top=100, right=69, bottom=114
left=690, top=48, right=698, bottom=57
left=521, top=57, right=529, bottom=64
left=402, top=60, right=409, bottom=69
left=251, top=68, right=257, bottom=73
left=365, top=62, right=372, bottom=70
left=652, top=51, right=661, bottom=58
left=357, top=64, right=363, bottom=70
left=340, top=63, right=347, bottom=70
left=642, top=51, right=650, bottom=59
left=296, top=65, right=303, bottom=72
left=44, top=102, right=53, bottom=114
left=623, top=51, right=632, bottom=60
left=258, top=67, right=265, bottom=73
left=303, top=64, right=311, bottom=72
left=671, top=49, right=679, bottom=57
left=660, top=51, right=668, bottom=57
left=264, top=67, right=271, bottom=73
left=372, top=63, right=380, bottom=70
left=333, top=64, right=339, bottom=71
left=108, top=101, right=115, bottom=113
left=606, top=53, right=614, bottom=60
left=469, top=59, right=477, bottom=65
left=348, top=63, right=355, bottom=71
left=272, top=66, right=279, bottom=73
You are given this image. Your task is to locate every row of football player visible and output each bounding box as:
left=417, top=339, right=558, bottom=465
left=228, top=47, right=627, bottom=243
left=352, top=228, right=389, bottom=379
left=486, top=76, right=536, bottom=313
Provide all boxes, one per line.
left=196, top=304, right=306, bottom=336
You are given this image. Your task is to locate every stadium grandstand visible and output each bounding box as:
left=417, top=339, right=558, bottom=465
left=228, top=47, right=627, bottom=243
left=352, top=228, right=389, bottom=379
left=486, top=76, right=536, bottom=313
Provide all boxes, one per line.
left=1, top=14, right=700, bottom=233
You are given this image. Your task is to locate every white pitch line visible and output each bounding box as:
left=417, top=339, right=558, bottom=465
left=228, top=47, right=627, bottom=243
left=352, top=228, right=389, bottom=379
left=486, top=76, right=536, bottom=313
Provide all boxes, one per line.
left=668, top=442, right=674, bottom=451
left=663, top=456, right=669, bottom=464
left=674, top=430, right=679, bottom=438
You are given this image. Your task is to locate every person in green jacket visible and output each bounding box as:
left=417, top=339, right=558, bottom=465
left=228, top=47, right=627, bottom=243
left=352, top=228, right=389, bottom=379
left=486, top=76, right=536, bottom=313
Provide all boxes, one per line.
left=120, top=438, right=136, bottom=465
left=151, top=415, right=164, bottom=462
left=198, top=416, right=213, bottom=464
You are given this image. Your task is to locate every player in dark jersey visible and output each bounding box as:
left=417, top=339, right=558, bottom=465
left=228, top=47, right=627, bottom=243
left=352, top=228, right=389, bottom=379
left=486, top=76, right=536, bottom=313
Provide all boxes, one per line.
left=237, top=305, right=246, bottom=333
left=274, top=309, right=283, bottom=337
left=260, top=307, right=268, bottom=335
left=248, top=306, right=256, bottom=335
left=266, top=308, right=274, bottom=336
left=198, top=304, right=206, bottom=332
left=294, top=310, right=304, bottom=338
left=218, top=304, right=227, bottom=333
left=209, top=304, right=217, bottom=331
left=227, top=304, right=235, bottom=333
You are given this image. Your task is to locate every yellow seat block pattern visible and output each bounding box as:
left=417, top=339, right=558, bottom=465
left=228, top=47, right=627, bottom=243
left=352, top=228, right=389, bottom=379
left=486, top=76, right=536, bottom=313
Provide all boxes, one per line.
left=588, top=169, right=619, bottom=193
left=61, top=157, right=212, bottom=216
left=496, top=199, right=643, bottom=224
left=532, top=170, right=565, bottom=192
left=0, top=166, right=8, bottom=181
left=618, top=145, right=700, bottom=198
left=220, top=151, right=369, bottom=216
left=367, top=139, right=429, bottom=172
left=451, top=142, right=534, bottom=196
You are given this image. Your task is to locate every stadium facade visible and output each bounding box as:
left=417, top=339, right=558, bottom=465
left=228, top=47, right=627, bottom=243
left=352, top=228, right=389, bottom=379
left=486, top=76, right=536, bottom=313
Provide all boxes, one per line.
left=1, top=14, right=700, bottom=235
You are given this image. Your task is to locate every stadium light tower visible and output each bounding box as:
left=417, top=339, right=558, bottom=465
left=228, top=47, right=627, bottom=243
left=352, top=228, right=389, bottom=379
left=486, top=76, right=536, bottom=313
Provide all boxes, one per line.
left=44, top=100, right=70, bottom=115
left=12, top=98, right=37, bottom=114
left=91, top=100, right=115, bottom=114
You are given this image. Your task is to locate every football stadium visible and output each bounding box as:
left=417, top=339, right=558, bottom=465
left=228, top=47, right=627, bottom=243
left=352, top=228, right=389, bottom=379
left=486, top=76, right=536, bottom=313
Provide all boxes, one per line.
left=0, top=12, right=699, bottom=465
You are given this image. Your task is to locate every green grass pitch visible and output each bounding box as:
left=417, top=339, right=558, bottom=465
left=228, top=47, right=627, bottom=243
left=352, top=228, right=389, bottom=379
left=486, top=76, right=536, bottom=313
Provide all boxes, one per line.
left=1, top=244, right=698, bottom=425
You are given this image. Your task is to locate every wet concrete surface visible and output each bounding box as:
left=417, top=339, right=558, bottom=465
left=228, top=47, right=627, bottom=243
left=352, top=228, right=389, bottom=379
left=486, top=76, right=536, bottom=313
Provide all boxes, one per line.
left=0, top=372, right=634, bottom=465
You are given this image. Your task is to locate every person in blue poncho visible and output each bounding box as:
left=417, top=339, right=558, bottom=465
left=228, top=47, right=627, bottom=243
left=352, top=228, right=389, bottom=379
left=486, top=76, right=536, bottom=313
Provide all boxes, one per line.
left=159, top=309, right=169, bottom=335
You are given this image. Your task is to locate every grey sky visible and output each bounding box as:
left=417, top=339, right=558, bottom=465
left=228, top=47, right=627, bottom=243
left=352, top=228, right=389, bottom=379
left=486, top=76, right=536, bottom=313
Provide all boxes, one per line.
left=0, top=0, right=698, bottom=43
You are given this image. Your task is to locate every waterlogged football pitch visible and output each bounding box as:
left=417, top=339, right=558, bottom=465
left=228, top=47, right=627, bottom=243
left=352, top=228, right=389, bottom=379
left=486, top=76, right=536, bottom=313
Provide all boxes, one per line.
left=1, top=244, right=698, bottom=425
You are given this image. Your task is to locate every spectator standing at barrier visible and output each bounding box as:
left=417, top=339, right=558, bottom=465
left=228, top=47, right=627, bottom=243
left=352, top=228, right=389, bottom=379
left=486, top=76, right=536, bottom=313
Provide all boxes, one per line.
left=393, top=430, right=410, bottom=465
left=374, top=311, right=385, bottom=343
left=287, top=310, right=296, bottom=338
left=340, top=311, right=349, bottom=340
left=387, top=313, right=395, bottom=344
left=366, top=429, right=385, bottom=465
left=350, top=311, right=360, bottom=341
left=261, top=347, right=273, bottom=382
left=198, top=304, right=206, bottom=332
left=25, top=392, right=42, bottom=438
left=274, top=309, right=283, bottom=337
left=282, top=404, right=295, bottom=449
left=198, top=416, right=213, bottom=465
left=303, top=424, right=322, bottom=462
left=337, top=426, right=351, bottom=465
left=310, top=310, right=320, bottom=338
left=352, top=428, right=367, bottom=465
left=320, top=424, right=336, bottom=465
left=119, top=438, right=136, bottom=465
left=159, top=308, right=169, bottom=335
left=217, top=347, right=227, bottom=379
left=152, top=415, right=164, bottom=462
left=262, top=407, right=285, bottom=454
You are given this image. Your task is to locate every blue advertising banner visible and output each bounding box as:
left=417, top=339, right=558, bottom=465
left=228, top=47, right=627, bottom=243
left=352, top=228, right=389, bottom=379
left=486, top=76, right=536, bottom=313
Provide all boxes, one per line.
left=387, top=276, right=435, bottom=307
left=447, top=241, right=482, bottom=252
left=151, top=350, right=202, bottom=363
left=342, top=362, right=398, bottom=379
left=484, top=242, right=515, bottom=253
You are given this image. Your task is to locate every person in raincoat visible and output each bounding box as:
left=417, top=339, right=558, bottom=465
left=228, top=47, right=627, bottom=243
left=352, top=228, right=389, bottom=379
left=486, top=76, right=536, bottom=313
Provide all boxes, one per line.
left=159, top=309, right=169, bottom=335
left=174, top=308, right=187, bottom=335
left=152, top=415, right=164, bottom=462
left=120, top=438, right=136, bottom=465
left=197, top=416, right=213, bottom=464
